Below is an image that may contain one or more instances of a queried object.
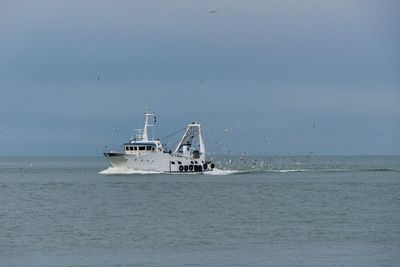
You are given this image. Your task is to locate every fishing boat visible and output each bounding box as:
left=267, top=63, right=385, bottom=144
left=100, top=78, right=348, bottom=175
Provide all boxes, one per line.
left=103, top=112, right=215, bottom=173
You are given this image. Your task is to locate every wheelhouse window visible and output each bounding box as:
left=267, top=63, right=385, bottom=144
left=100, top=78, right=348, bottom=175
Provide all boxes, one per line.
left=134, top=146, right=137, bottom=151
left=129, top=146, right=133, bottom=151
left=125, top=147, right=129, bottom=151
left=139, top=146, right=145, bottom=151
left=146, top=146, right=152, bottom=151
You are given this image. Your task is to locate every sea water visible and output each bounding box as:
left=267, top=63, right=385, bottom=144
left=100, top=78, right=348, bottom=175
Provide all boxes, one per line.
left=0, top=156, right=399, bottom=266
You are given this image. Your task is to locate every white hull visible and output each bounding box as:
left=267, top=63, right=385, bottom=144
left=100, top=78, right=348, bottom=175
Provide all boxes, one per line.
left=104, top=152, right=213, bottom=173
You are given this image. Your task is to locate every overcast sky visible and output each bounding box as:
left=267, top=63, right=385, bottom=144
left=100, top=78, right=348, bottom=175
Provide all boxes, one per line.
left=0, top=0, right=399, bottom=156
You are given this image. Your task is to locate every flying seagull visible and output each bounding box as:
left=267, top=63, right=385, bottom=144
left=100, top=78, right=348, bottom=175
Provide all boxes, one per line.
left=209, top=10, right=219, bottom=14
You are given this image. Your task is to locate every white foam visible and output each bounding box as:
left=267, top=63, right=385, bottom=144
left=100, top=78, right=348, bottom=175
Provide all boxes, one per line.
left=99, top=167, right=162, bottom=175
left=99, top=167, right=241, bottom=176
left=203, top=168, right=241, bottom=175
left=270, top=169, right=309, bottom=173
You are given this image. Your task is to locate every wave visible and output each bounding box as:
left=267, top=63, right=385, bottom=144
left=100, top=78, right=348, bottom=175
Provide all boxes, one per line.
left=205, top=168, right=399, bottom=175
left=361, top=168, right=398, bottom=172
left=203, top=168, right=242, bottom=175
left=270, top=168, right=398, bottom=173
left=99, top=167, right=242, bottom=176
left=320, top=168, right=399, bottom=173
left=262, top=168, right=399, bottom=173
left=99, top=167, right=399, bottom=176
left=99, top=167, right=162, bottom=175
left=266, top=169, right=311, bottom=173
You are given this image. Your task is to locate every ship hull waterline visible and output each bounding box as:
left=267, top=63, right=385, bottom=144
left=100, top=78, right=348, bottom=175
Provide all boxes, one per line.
left=104, top=152, right=214, bottom=173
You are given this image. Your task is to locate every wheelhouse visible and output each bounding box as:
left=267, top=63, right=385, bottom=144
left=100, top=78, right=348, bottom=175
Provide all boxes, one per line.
left=123, top=141, right=162, bottom=153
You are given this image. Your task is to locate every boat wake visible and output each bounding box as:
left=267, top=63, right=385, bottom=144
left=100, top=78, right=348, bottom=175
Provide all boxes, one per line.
left=267, top=169, right=311, bottom=173
left=99, top=167, right=162, bottom=175
left=99, top=166, right=399, bottom=176
left=203, top=168, right=241, bottom=175
left=204, top=167, right=400, bottom=175
left=99, top=167, right=241, bottom=175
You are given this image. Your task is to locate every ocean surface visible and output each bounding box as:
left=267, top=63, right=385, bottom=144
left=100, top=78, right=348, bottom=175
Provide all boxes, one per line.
left=0, top=156, right=399, bottom=267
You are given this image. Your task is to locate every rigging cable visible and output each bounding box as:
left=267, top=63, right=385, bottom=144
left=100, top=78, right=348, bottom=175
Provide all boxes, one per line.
left=159, top=127, right=186, bottom=141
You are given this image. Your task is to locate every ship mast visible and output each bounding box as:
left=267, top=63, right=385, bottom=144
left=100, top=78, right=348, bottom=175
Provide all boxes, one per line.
left=199, top=125, right=205, bottom=155
left=133, top=112, right=155, bottom=142
left=143, top=112, right=155, bottom=141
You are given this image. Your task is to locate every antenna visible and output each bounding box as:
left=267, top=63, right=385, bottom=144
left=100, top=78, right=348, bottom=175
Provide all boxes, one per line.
left=130, top=110, right=157, bottom=142
left=138, top=110, right=156, bottom=141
